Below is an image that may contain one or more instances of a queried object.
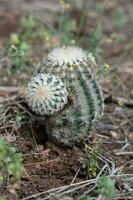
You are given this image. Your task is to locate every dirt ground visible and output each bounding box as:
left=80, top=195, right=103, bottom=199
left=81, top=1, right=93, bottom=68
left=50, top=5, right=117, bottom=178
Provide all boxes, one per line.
left=0, top=0, right=133, bottom=199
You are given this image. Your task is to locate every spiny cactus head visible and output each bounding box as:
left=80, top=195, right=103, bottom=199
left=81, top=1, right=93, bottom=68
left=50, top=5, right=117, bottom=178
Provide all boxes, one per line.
left=44, top=46, right=96, bottom=80
left=25, top=73, right=68, bottom=116
left=47, top=45, right=88, bottom=67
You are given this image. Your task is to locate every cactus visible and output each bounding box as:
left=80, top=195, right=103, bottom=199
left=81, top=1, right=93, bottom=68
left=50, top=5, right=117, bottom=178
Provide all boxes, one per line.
left=25, top=73, right=68, bottom=116
left=26, top=46, right=104, bottom=145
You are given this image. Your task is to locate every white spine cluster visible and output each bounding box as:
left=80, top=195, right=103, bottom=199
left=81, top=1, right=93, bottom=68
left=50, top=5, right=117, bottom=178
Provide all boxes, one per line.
left=44, top=46, right=96, bottom=79
left=47, top=46, right=88, bottom=67
left=25, top=73, right=68, bottom=115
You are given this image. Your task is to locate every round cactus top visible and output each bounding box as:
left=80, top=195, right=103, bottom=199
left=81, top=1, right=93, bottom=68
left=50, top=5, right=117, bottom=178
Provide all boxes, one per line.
left=25, top=73, right=68, bottom=115
left=47, top=46, right=88, bottom=68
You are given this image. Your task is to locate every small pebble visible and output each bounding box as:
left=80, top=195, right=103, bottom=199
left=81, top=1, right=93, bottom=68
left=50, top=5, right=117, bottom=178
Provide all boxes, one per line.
left=128, top=133, right=133, bottom=141
left=110, top=131, right=120, bottom=140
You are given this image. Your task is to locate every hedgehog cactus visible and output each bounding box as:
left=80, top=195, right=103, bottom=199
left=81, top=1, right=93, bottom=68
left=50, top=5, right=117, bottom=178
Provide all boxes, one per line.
left=25, top=73, right=68, bottom=116
left=42, top=46, right=104, bottom=144
left=25, top=46, right=104, bottom=145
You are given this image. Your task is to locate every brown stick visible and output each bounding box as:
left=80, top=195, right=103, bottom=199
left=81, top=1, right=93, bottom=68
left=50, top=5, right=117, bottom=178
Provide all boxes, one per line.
left=0, top=86, right=20, bottom=93
left=112, top=96, right=133, bottom=107
left=105, top=94, right=133, bottom=107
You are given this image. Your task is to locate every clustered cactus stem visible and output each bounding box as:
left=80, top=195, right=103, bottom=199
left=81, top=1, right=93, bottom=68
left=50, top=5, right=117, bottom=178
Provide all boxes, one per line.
left=74, top=66, right=104, bottom=120
left=25, top=45, right=104, bottom=145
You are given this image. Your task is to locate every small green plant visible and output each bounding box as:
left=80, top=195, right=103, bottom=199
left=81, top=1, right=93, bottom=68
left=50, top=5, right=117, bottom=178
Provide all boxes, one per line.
left=93, top=2, right=105, bottom=13
left=85, top=145, right=102, bottom=177
left=0, top=196, right=7, bottom=200
left=79, top=176, right=115, bottom=200
left=0, top=44, right=34, bottom=77
left=6, top=15, right=51, bottom=73
left=9, top=16, right=35, bottom=70
left=8, top=45, right=30, bottom=72
left=10, top=15, right=36, bottom=48
left=97, top=176, right=115, bottom=200
left=114, top=7, right=127, bottom=29
left=88, top=23, right=102, bottom=57
left=55, top=12, right=77, bottom=45
left=0, top=138, right=23, bottom=197
left=14, top=114, right=22, bottom=129
left=18, top=15, right=52, bottom=41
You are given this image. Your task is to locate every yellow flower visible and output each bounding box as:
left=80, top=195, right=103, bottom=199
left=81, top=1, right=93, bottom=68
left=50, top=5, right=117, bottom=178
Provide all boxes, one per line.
left=104, top=63, right=110, bottom=71
left=10, top=33, right=20, bottom=45
left=59, top=0, right=70, bottom=10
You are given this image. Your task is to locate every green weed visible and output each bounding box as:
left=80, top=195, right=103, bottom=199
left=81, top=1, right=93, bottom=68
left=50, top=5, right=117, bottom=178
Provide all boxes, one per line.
left=97, top=176, right=115, bottom=200
left=114, top=7, right=127, bottom=29
left=79, top=176, right=115, bottom=200
left=55, top=12, right=77, bottom=45
left=0, top=197, right=7, bottom=200
left=0, top=138, right=23, bottom=197
left=88, top=23, right=102, bottom=57
left=84, top=144, right=102, bottom=177
left=7, top=15, right=52, bottom=73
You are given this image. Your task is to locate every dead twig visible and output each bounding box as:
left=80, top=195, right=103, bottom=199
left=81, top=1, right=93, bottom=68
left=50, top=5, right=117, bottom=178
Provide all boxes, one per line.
left=70, top=167, right=80, bottom=185
left=0, top=86, right=20, bottom=93
left=21, top=174, right=133, bottom=200
left=115, top=151, right=133, bottom=156
left=30, top=121, right=39, bottom=152
left=0, top=95, right=17, bottom=103
left=105, top=95, right=133, bottom=107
